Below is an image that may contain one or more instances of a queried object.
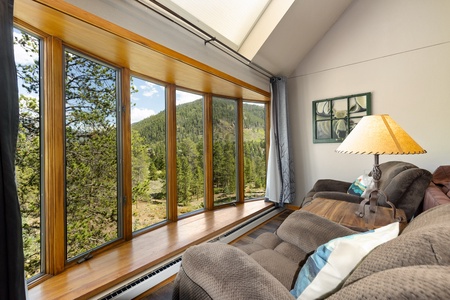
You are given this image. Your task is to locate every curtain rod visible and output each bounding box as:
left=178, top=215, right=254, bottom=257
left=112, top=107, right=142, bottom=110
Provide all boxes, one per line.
left=135, top=0, right=275, bottom=79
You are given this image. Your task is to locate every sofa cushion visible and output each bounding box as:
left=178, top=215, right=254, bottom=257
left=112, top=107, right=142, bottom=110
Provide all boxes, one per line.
left=328, top=265, right=450, bottom=300
left=344, top=204, right=450, bottom=287
left=274, top=242, right=309, bottom=264
left=344, top=225, right=450, bottom=287
left=432, top=165, right=450, bottom=186
left=237, top=232, right=282, bottom=255
left=276, top=210, right=356, bottom=254
left=423, top=182, right=450, bottom=211
left=290, top=222, right=399, bottom=300
left=175, top=243, right=295, bottom=300
left=402, top=203, right=450, bottom=235
left=250, top=249, right=301, bottom=289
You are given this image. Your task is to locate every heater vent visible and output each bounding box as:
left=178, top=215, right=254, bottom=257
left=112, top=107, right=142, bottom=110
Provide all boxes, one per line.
left=97, top=256, right=182, bottom=300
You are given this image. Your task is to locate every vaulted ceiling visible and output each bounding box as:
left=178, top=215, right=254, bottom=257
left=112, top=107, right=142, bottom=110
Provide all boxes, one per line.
left=136, top=0, right=354, bottom=77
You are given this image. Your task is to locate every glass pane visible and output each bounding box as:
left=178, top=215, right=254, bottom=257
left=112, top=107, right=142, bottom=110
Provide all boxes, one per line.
left=243, top=102, right=266, bottom=200
left=65, top=50, right=120, bottom=259
left=131, top=76, right=167, bottom=231
left=212, top=97, right=237, bottom=206
left=14, top=28, right=42, bottom=279
left=176, top=90, right=204, bottom=215
left=165, top=0, right=270, bottom=46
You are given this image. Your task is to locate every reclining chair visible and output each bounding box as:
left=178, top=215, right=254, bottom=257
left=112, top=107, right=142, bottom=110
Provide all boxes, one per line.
left=302, top=161, right=432, bottom=220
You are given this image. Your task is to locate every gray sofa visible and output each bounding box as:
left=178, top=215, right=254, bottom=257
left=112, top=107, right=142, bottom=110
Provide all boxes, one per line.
left=172, top=204, right=450, bottom=299
left=302, top=161, right=432, bottom=220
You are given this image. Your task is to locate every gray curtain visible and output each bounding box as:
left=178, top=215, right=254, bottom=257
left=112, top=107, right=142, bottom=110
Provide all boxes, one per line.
left=0, top=0, right=27, bottom=298
left=265, top=77, right=295, bottom=206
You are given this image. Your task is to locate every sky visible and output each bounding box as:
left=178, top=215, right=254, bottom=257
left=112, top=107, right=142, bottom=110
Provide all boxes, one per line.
left=130, top=76, right=202, bottom=123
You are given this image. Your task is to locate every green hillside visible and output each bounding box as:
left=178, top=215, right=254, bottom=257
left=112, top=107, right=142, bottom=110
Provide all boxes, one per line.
left=132, top=99, right=265, bottom=144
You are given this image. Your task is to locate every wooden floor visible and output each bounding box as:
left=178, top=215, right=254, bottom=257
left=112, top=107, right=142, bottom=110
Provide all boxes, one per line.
left=140, top=209, right=294, bottom=300
left=28, top=201, right=274, bottom=299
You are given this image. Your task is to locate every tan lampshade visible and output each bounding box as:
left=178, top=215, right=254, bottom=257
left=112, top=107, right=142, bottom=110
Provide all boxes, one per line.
left=336, top=114, right=426, bottom=155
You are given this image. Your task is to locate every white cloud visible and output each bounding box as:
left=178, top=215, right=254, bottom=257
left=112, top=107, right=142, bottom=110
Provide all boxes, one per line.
left=176, top=90, right=202, bottom=105
left=131, top=107, right=155, bottom=123
left=141, top=82, right=159, bottom=98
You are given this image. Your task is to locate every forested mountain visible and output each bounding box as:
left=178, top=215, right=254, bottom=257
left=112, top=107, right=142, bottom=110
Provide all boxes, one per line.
left=131, top=99, right=267, bottom=210
left=132, top=99, right=266, bottom=144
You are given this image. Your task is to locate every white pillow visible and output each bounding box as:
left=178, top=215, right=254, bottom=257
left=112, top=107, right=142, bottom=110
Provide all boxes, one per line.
left=290, top=222, right=399, bottom=300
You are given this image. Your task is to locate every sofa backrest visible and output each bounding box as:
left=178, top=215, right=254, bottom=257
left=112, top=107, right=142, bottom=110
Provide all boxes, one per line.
left=330, top=204, right=450, bottom=299
left=377, top=161, right=432, bottom=220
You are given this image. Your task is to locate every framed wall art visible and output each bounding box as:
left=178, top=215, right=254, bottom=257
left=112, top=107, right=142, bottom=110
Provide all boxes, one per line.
left=312, top=92, right=371, bottom=143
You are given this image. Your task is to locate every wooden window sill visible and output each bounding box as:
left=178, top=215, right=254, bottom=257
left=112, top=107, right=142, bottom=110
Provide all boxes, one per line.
left=28, top=200, right=273, bottom=299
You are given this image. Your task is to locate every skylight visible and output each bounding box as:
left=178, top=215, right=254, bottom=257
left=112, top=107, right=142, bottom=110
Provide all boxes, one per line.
left=156, top=0, right=271, bottom=49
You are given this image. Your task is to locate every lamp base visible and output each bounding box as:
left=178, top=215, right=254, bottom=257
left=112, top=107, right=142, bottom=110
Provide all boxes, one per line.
left=355, top=189, right=403, bottom=222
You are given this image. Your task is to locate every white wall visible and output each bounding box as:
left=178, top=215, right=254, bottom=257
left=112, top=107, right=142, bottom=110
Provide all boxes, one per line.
left=288, top=0, right=450, bottom=205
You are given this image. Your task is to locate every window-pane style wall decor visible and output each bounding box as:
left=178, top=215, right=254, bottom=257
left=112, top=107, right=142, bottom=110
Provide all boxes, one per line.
left=312, top=92, right=371, bottom=143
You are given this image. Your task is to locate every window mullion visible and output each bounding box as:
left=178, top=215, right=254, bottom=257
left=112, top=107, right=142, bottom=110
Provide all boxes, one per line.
left=237, top=100, right=244, bottom=204
left=166, top=84, right=178, bottom=221
left=44, top=36, right=65, bottom=275
left=121, top=68, right=132, bottom=240
left=204, top=94, right=214, bottom=210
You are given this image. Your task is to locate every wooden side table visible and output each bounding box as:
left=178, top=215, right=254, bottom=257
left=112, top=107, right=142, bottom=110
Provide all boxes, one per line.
left=302, top=198, right=407, bottom=232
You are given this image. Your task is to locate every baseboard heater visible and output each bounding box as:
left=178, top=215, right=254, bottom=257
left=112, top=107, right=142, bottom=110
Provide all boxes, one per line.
left=93, top=206, right=283, bottom=300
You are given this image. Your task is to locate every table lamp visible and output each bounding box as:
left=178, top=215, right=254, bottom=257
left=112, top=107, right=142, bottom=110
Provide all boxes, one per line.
left=336, top=114, right=427, bottom=219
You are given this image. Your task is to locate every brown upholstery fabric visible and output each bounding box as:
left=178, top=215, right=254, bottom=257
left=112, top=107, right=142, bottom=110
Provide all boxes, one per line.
left=275, top=210, right=356, bottom=254
left=249, top=249, right=300, bottom=289
left=402, top=203, right=450, bottom=234
left=328, top=266, right=450, bottom=300
left=172, top=269, right=212, bottom=300
left=240, top=211, right=356, bottom=289
left=173, top=205, right=450, bottom=299
left=344, top=225, right=450, bottom=286
left=237, top=232, right=282, bottom=255
left=344, top=204, right=450, bottom=286
left=432, top=165, right=450, bottom=187
left=424, top=182, right=450, bottom=210
left=173, top=243, right=295, bottom=300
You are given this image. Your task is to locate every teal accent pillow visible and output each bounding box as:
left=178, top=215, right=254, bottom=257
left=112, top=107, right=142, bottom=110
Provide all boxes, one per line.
left=290, top=222, right=399, bottom=300
left=347, top=174, right=372, bottom=196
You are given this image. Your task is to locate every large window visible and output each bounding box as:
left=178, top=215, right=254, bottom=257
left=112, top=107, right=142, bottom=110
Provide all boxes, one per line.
left=212, top=97, right=238, bottom=206
left=131, top=76, right=167, bottom=231
left=14, top=10, right=270, bottom=286
left=243, top=102, right=266, bottom=200
left=64, top=50, right=121, bottom=260
left=176, top=90, right=204, bottom=215
left=14, top=28, right=43, bottom=279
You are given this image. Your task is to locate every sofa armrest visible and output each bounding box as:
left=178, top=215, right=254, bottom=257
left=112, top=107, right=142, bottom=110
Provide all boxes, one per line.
left=311, top=179, right=352, bottom=193
left=313, top=191, right=362, bottom=203
left=423, top=182, right=450, bottom=211
left=173, top=243, right=295, bottom=300
left=301, top=179, right=353, bottom=206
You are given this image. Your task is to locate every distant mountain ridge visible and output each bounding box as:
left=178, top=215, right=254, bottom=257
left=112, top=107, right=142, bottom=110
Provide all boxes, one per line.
left=132, top=99, right=265, bottom=144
